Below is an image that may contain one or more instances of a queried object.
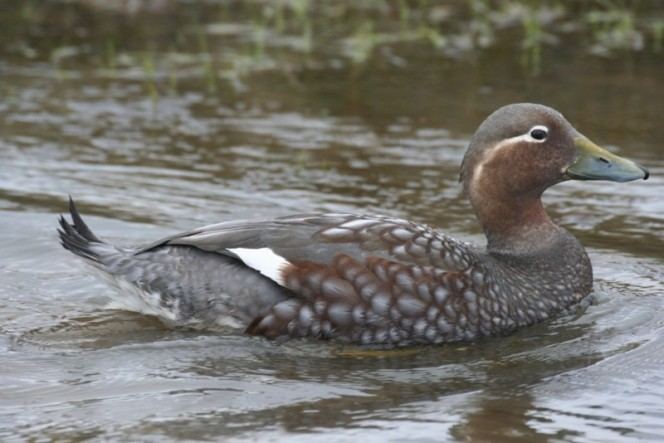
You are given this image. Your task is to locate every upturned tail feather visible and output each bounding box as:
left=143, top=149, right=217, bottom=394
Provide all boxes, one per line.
left=57, top=196, right=104, bottom=263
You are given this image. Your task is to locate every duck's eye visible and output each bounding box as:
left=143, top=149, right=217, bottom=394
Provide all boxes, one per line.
left=529, top=126, right=548, bottom=141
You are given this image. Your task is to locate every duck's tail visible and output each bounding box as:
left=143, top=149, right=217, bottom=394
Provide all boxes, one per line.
left=57, top=197, right=106, bottom=264
left=56, top=197, right=291, bottom=329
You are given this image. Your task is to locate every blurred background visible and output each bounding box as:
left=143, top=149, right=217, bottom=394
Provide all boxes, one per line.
left=1, top=1, right=663, bottom=442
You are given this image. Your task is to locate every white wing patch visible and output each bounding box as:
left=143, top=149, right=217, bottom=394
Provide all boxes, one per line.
left=227, top=247, right=290, bottom=285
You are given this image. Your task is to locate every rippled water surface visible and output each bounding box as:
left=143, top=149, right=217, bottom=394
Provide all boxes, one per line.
left=1, top=1, right=663, bottom=441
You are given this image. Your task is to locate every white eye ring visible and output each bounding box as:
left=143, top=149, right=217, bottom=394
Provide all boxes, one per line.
left=527, top=125, right=549, bottom=142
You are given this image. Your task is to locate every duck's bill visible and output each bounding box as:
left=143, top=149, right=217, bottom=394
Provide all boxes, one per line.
left=565, top=137, right=649, bottom=182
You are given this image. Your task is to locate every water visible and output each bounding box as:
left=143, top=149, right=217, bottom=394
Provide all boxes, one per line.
left=1, top=1, right=663, bottom=441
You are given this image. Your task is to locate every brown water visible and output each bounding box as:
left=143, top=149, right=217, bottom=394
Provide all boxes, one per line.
left=1, top=1, right=663, bottom=441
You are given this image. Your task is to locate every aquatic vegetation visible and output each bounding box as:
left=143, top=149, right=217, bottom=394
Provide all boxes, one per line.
left=344, top=21, right=380, bottom=65
left=1, top=0, right=661, bottom=94
left=468, top=0, right=496, bottom=48
left=141, top=51, right=159, bottom=109
left=649, top=19, right=664, bottom=52
left=586, top=8, right=643, bottom=55
left=103, top=39, right=118, bottom=78
left=521, top=7, right=544, bottom=75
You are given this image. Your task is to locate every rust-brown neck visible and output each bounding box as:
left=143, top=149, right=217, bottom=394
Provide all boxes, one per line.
left=470, top=186, right=559, bottom=254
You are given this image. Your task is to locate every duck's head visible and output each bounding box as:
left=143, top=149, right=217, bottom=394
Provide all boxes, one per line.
left=460, top=103, right=649, bottom=250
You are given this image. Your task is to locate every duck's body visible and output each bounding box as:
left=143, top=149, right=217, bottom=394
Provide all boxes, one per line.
left=58, top=103, right=648, bottom=347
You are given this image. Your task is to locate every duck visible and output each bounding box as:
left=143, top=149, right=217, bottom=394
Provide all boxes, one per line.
left=58, top=103, right=649, bottom=347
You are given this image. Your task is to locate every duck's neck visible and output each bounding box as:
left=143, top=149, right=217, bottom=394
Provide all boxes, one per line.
left=470, top=189, right=560, bottom=254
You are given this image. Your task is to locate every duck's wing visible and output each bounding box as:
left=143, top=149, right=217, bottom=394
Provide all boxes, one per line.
left=137, top=213, right=477, bottom=272
left=138, top=213, right=484, bottom=344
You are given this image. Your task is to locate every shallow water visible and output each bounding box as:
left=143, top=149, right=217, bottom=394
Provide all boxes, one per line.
left=1, top=1, right=663, bottom=441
